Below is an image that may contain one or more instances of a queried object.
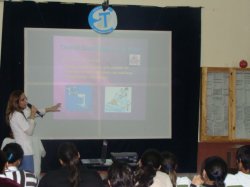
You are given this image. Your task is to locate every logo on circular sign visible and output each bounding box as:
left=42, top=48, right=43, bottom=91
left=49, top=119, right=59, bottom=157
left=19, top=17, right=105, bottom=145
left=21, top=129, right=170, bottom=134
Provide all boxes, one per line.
left=88, top=6, right=118, bottom=34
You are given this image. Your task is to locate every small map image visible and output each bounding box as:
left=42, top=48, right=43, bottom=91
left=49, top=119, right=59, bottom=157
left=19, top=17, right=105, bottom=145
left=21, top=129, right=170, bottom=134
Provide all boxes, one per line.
left=105, top=87, right=132, bottom=113
left=65, top=85, right=93, bottom=112
left=129, top=54, right=141, bottom=66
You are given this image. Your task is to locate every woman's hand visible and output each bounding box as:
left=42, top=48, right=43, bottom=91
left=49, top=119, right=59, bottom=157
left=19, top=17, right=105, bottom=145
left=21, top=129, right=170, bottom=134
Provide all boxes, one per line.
left=46, top=103, right=62, bottom=113
left=30, top=105, right=38, bottom=119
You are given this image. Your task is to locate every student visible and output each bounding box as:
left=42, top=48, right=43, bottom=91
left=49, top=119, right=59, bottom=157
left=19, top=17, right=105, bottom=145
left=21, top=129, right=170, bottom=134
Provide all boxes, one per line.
left=225, top=145, right=250, bottom=187
left=1, top=133, right=46, bottom=178
left=5, top=90, right=61, bottom=173
left=134, top=149, right=173, bottom=187
left=191, top=156, right=228, bottom=187
left=3, top=143, right=38, bottom=187
left=107, top=161, right=134, bottom=187
left=38, top=142, right=105, bottom=187
left=160, top=151, right=191, bottom=187
left=0, top=150, right=21, bottom=187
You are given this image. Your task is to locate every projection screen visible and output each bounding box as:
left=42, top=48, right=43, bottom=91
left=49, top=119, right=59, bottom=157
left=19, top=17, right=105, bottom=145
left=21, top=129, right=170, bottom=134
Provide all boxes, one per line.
left=24, top=28, right=172, bottom=139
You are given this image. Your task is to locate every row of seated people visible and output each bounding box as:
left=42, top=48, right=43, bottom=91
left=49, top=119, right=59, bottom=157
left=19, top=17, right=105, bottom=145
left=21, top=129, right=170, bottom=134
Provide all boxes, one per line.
left=0, top=142, right=250, bottom=187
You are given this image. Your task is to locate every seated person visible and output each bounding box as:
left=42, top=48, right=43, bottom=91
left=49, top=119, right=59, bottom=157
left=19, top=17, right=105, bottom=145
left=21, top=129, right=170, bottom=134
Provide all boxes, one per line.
left=160, top=151, right=191, bottom=187
left=0, top=150, right=20, bottom=187
left=134, top=149, right=173, bottom=187
left=38, top=142, right=105, bottom=187
left=225, top=145, right=250, bottom=187
left=191, top=156, right=228, bottom=187
left=3, top=143, right=38, bottom=187
left=1, top=128, right=46, bottom=178
left=107, top=161, right=134, bottom=187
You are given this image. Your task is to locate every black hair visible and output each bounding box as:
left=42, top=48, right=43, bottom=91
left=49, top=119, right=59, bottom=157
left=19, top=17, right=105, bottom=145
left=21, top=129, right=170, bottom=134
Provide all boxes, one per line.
left=57, top=142, right=80, bottom=187
left=160, top=151, right=177, bottom=187
left=202, top=156, right=228, bottom=187
left=0, top=150, right=7, bottom=174
left=236, top=145, right=250, bottom=171
left=134, top=149, right=162, bottom=187
left=108, top=161, right=134, bottom=187
left=2, top=143, right=24, bottom=164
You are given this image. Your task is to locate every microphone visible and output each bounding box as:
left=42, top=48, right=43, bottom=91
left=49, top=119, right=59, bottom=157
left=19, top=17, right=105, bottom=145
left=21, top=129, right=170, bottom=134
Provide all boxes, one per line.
left=27, top=103, right=44, bottom=118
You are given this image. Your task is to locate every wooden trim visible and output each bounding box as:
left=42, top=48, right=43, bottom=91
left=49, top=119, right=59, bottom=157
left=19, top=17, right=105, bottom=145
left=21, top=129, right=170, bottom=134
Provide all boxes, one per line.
left=200, top=67, right=250, bottom=142
left=230, top=69, right=236, bottom=140
left=200, top=67, right=207, bottom=141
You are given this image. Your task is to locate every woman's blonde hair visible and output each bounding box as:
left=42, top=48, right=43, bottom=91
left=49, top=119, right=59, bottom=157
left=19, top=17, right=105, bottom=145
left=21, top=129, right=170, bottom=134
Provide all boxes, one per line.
left=5, top=90, right=24, bottom=124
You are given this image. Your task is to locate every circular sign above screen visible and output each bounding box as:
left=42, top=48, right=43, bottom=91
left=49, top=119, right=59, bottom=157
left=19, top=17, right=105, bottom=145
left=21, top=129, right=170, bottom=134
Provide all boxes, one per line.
left=88, top=6, right=118, bottom=34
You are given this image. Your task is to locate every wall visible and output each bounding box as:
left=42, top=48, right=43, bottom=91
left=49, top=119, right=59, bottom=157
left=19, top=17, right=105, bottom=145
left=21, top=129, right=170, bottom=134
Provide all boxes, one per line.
left=0, top=0, right=250, bottom=67
left=197, top=142, right=250, bottom=172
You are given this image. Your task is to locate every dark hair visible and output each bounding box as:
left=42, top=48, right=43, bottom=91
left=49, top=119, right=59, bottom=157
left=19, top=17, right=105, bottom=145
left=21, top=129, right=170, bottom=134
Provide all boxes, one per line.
left=2, top=143, right=24, bottom=164
left=160, top=151, right=177, bottom=187
left=0, top=150, right=7, bottom=174
left=6, top=90, right=24, bottom=123
left=57, top=142, right=80, bottom=187
left=202, top=156, right=228, bottom=187
left=135, top=149, right=162, bottom=187
left=236, top=145, right=250, bottom=171
left=108, top=161, right=134, bottom=187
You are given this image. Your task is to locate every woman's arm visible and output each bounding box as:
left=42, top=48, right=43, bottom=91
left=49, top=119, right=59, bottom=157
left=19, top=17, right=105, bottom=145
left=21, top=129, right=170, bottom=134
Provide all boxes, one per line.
left=45, top=103, right=61, bottom=113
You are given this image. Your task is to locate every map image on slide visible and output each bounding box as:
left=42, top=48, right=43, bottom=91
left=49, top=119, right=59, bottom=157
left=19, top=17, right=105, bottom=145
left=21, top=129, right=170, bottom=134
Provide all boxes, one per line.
left=105, top=87, right=132, bottom=113
left=66, top=85, right=93, bottom=112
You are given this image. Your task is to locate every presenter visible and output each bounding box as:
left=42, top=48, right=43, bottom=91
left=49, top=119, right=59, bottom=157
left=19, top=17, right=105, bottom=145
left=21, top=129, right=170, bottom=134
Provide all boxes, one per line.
left=5, top=90, right=61, bottom=173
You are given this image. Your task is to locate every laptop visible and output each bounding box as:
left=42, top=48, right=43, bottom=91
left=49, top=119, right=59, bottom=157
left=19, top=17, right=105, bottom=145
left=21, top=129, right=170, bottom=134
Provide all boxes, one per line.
left=81, top=140, right=108, bottom=165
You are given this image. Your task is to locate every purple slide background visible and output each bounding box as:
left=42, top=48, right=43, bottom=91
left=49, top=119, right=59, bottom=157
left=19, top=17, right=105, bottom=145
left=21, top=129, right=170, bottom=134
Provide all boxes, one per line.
left=53, top=36, right=148, bottom=120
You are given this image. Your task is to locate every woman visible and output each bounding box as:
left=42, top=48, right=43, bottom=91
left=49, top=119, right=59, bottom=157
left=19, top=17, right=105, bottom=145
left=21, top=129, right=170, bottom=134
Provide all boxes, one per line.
left=191, top=156, right=228, bottom=187
left=107, top=161, right=134, bottom=187
left=160, top=151, right=191, bottom=187
left=38, top=142, right=105, bottom=187
left=3, top=143, right=38, bottom=187
left=5, top=90, right=61, bottom=173
left=134, top=149, right=172, bottom=187
left=0, top=150, right=21, bottom=187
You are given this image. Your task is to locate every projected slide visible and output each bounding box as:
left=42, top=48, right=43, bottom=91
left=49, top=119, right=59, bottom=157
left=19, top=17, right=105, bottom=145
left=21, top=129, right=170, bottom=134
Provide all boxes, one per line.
left=25, top=28, right=172, bottom=139
left=53, top=36, right=147, bottom=120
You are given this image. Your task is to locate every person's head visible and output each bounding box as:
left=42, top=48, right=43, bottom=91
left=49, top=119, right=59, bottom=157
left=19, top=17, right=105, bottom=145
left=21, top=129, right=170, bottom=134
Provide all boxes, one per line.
left=108, top=161, right=134, bottom=187
left=236, top=145, right=250, bottom=173
left=201, top=156, right=228, bottom=187
left=161, top=151, right=178, bottom=187
left=135, top=149, right=162, bottom=187
left=6, top=90, right=27, bottom=123
left=140, top=149, right=162, bottom=169
left=2, top=143, right=24, bottom=167
left=57, top=142, right=80, bottom=166
left=57, top=142, right=80, bottom=187
left=0, top=150, right=7, bottom=174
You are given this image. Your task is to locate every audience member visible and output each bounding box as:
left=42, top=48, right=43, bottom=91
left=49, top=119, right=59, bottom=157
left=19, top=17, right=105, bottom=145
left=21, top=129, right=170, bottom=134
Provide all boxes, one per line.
left=107, top=161, right=134, bottom=187
left=160, top=151, right=191, bottom=187
left=38, top=142, right=105, bottom=187
left=1, top=132, right=46, bottom=178
left=0, top=150, right=21, bottom=187
left=225, top=145, right=250, bottom=187
left=191, top=156, right=228, bottom=187
left=3, top=142, right=38, bottom=187
left=134, top=149, right=172, bottom=187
